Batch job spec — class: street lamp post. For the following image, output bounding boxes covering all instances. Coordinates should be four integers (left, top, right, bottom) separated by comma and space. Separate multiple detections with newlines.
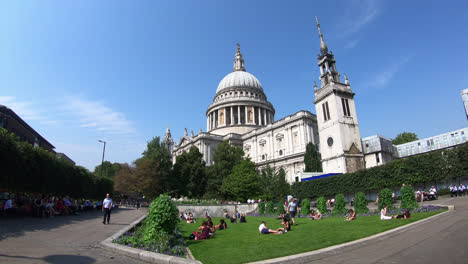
98, 140, 106, 178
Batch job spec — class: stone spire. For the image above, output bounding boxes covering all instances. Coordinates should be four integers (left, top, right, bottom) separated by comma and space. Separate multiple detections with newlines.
162, 124, 174, 152
184, 128, 188, 137
315, 16, 329, 55
344, 73, 350, 85
191, 130, 194, 137
233, 43, 246, 72
314, 81, 318, 92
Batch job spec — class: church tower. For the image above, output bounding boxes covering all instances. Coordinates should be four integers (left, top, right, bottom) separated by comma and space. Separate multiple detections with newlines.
162, 125, 174, 152
313, 17, 365, 174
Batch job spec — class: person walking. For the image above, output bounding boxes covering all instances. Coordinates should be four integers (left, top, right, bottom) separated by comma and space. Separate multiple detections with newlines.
102, 193, 113, 225
287, 198, 298, 226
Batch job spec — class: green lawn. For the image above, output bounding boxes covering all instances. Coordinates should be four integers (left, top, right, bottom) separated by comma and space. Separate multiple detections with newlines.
178, 210, 445, 264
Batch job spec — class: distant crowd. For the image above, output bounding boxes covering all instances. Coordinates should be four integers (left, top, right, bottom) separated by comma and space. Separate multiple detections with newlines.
0, 193, 116, 217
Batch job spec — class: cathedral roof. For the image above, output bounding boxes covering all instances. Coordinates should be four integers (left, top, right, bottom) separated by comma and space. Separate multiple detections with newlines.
216, 70, 263, 94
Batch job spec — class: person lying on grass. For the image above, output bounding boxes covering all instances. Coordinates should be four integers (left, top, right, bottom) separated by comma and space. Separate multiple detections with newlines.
258, 221, 285, 235
393, 209, 411, 219
215, 219, 227, 230
345, 209, 356, 221
193, 221, 212, 240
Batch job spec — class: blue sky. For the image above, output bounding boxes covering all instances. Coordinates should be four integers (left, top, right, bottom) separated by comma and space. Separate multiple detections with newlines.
1, 0, 467, 171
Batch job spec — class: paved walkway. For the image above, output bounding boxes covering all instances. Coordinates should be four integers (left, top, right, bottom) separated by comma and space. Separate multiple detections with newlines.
0, 207, 148, 264
306, 196, 468, 264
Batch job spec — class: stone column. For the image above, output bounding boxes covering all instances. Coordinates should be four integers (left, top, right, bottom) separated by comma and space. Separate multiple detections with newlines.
257, 107, 261, 125
238, 106, 241, 124
217, 109, 220, 127
245, 106, 248, 124
230, 106, 234, 125
263, 108, 267, 125
207, 115, 209, 131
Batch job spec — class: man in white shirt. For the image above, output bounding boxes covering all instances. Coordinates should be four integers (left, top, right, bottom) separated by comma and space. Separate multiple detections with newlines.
102, 193, 113, 225
450, 185, 458, 197
258, 221, 284, 235
287, 198, 297, 226
459, 184, 466, 197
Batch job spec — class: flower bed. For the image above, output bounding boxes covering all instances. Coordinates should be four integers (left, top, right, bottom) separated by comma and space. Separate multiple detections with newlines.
112, 224, 187, 257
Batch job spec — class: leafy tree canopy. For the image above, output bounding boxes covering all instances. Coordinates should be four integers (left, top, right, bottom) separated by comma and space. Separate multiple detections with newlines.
94, 161, 122, 179
221, 159, 260, 202
392, 132, 419, 145
173, 146, 206, 198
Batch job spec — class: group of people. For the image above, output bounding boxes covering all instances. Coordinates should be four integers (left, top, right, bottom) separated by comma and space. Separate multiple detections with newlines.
380, 205, 411, 220
191, 215, 230, 240
450, 184, 466, 197
180, 211, 196, 223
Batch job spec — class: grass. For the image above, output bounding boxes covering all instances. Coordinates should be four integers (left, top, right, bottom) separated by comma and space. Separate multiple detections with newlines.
178, 210, 445, 264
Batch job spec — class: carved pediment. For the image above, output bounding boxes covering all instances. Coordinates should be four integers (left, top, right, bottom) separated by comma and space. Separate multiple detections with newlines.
346, 143, 362, 155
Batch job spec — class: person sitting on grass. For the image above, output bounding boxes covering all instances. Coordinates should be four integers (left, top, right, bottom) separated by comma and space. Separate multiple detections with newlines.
230, 213, 237, 223
380, 205, 392, 220
277, 212, 285, 220
240, 213, 247, 223
310, 210, 322, 220
281, 218, 291, 232
215, 219, 227, 230
193, 221, 211, 240
393, 209, 411, 219
258, 221, 285, 235
186, 213, 195, 224
345, 209, 356, 221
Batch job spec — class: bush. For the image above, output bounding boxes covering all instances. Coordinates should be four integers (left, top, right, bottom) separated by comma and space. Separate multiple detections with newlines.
301, 199, 311, 216
277, 201, 286, 214
290, 142, 468, 199
266, 201, 275, 214
316, 196, 328, 214
401, 185, 418, 210
353, 192, 368, 214
438, 188, 450, 196
332, 194, 346, 216
378, 188, 393, 210
142, 194, 179, 243
258, 202, 265, 215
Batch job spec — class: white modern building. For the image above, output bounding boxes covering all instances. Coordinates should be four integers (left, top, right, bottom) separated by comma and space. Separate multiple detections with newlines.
462, 89, 468, 120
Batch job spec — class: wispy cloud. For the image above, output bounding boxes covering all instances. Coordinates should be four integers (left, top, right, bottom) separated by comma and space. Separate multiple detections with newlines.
0, 96, 42, 120
344, 39, 360, 49
64, 97, 136, 135
340, 0, 381, 36
369, 56, 412, 87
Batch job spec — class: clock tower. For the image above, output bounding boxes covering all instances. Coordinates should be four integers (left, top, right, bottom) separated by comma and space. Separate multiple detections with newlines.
313, 17, 365, 174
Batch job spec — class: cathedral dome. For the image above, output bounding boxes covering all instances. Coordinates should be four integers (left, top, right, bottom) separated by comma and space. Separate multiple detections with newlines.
216, 71, 263, 94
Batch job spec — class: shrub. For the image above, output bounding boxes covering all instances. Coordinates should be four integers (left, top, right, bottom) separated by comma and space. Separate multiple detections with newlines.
266, 201, 275, 214
301, 199, 311, 216
332, 194, 346, 216
437, 188, 450, 196
316, 196, 328, 214
401, 185, 418, 210
277, 201, 286, 214
378, 188, 393, 210
258, 201, 265, 215
142, 194, 179, 243
353, 192, 368, 214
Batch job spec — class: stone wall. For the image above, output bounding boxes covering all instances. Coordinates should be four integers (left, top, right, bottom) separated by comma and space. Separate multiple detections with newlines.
176, 203, 258, 218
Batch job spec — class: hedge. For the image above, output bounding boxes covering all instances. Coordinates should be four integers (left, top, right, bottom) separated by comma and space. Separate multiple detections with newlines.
0, 128, 113, 199
291, 142, 468, 199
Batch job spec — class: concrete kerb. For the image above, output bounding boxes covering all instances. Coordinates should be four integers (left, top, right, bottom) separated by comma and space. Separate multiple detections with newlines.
100, 213, 201, 264
250, 205, 454, 264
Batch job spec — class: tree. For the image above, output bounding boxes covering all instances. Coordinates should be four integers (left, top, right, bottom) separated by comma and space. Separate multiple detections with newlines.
392, 132, 419, 145
114, 163, 137, 196
94, 161, 122, 179
134, 158, 162, 200
332, 194, 346, 215
172, 146, 206, 198
304, 142, 322, 172
353, 192, 368, 214
141, 137, 173, 193
259, 166, 290, 201
205, 141, 244, 198
400, 185, 418, 210
378, 188, 393, 210
221, 159, 260, 202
